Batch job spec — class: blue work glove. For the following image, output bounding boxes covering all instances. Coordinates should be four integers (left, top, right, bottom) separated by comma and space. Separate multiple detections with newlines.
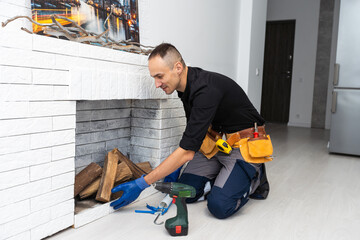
110, 175, 149, 210
163, 166, 182, 183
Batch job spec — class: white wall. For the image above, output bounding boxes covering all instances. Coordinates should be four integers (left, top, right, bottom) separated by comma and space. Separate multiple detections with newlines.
139, 0, 241, 82
139, 0, 267, 111
267, 0, 321, 127
243, 0, 268, 111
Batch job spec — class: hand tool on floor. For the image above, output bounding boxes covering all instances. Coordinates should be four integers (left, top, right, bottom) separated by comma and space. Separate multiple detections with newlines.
153, 182, 196, 236
135, 194, 173, 224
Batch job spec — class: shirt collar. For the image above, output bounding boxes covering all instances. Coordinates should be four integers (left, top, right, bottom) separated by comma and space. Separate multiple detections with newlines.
177, 67, 194, 100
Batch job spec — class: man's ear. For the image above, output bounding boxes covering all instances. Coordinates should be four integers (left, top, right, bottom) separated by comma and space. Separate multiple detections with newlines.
175, 61, 183, 74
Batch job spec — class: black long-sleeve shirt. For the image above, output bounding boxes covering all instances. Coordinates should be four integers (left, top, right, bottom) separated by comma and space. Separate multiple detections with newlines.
178, 67, 265, 152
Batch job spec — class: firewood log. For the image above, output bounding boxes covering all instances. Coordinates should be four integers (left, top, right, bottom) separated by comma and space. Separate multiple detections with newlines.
79, 161, 132, 199
96, 149, 119, 202
113, 148, 147, 178
74, 162, 102, 197
79, 161, 152, 199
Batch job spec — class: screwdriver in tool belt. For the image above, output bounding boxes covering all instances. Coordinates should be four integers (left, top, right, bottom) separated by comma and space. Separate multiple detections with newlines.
253, 122, 259, 138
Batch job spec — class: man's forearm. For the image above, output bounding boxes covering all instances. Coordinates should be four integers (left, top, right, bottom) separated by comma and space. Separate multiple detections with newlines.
144, 147, 195, 185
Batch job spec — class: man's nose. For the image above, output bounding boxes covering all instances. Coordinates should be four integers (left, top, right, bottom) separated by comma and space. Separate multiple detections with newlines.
155, 79, 162, 88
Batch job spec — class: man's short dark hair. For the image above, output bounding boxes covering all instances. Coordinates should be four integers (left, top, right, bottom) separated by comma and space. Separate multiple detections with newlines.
148, 43, 186, 69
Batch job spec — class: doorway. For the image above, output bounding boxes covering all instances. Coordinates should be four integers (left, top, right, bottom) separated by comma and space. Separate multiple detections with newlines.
261, 20, 296, 123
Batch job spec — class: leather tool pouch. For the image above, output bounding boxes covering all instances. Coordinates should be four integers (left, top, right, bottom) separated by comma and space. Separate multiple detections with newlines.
239, 135, 273, 164
199, 128, 221, 159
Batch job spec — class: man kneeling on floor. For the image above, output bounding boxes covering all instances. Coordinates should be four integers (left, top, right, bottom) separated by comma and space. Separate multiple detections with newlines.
111, 43, 271, 219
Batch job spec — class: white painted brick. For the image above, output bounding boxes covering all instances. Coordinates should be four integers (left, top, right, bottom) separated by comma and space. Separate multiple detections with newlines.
7, 231, 30, 240
53, 85, 69, 100
89, 44, 114, 61
30, 186, 73, 212
0, 47, 56, 69
0, 66, 32, 84
53, 115, 76, 131
99, 70, 110, 99
31, 213, 73, 240
117, 71, 126, 97
0, 102, 29, 120
0, 168, 29, 190
30, 129, 75, 149
69, 68, 82, 99
0, 134, 30, 155
29, 132, 52, 149
127, 73, 140, 98
51, 199, 74, 220
140, 54, 149, 66
0, 2, 30, 17
91, 70, 101, 100
32, 69, 69, 86
0, 148, 51, 173
0, 84, 53, 102
81, 70, 92, 100
51, 171, 74, 190
55, 54, 79, 70
0, 200, 30, 225
137, 76, 146, 98
29, 101, 76, 117
32, 34, 79, 56
0, 25, 33, 51
52, 143, 75, 161
29, 85, 54, 101
109, 71, 119, 99
0, 214, 31, 240
128, 65, 148, 75
51, 158, 74, 176
0, 15, 28, 33
0, 178, 51, 208
53, 129, 75, 146
78, 42, 92, 58
0, 84, 31, 101
74, 202, 110, 228
113, 50, 141, 65
29, 208, 51, 229
30, 163, 52, 181
0, 117, 52, 137
0, 0, 29, 8
30, 157, 74, 181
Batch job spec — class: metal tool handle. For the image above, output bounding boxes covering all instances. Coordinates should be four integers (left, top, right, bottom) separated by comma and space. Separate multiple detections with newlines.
331, 91, 337, 113
333, 63, 340, 86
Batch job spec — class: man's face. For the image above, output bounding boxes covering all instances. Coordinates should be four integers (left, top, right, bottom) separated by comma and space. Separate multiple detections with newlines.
148, 56, 181, 95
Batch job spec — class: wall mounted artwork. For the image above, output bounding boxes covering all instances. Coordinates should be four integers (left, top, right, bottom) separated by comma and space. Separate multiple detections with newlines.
30, 0, 143, 51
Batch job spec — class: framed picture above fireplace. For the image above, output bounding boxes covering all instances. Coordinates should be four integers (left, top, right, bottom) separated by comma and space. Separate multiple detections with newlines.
30, 0, 140, 48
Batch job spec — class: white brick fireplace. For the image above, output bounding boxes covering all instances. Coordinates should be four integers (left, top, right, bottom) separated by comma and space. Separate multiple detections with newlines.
0, 2, 186, 239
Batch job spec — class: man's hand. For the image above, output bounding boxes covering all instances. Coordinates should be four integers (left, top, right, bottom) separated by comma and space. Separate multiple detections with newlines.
110, 175, 149, 210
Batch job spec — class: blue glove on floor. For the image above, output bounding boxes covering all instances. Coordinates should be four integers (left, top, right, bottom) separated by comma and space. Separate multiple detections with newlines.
163, 166, 182, 183
110, 175, 149, 210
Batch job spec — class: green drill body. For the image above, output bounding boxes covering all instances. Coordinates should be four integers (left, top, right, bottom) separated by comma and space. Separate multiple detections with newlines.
153, 182, 196, 236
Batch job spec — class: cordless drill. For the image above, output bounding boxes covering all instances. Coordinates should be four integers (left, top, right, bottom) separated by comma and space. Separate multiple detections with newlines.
153, 182, 196, 236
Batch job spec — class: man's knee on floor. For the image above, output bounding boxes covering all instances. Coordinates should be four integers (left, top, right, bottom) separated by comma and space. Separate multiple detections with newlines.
207, 188, 249, 219
178, 173, 209, 203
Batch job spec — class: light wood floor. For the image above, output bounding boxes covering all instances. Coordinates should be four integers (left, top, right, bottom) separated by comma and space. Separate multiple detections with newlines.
49, 124, 360, 240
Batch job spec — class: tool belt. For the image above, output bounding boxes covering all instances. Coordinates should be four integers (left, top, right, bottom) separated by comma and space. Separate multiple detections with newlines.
199, 125, 273, 163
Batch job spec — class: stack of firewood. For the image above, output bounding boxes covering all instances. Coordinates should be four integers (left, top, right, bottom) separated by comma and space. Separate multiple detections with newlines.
74, 148, 152, 202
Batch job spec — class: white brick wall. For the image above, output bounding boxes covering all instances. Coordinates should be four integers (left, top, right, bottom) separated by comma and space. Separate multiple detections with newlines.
0, 3, 184, 240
